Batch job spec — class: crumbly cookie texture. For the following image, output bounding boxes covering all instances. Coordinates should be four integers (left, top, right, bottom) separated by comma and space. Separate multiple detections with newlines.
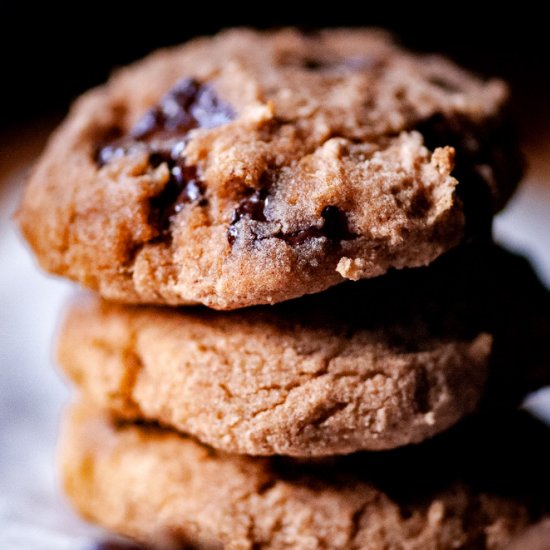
58, 297, 489, 457
58, 244, 550, 457
60, 404, 546, 550
58, 243, 499, 457
19, 28, 521, 309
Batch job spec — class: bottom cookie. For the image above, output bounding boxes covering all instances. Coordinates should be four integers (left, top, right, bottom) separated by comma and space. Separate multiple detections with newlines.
60, 403, 549, 550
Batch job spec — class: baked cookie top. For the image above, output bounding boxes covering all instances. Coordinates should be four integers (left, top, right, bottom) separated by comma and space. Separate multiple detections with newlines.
61, 404, 549, 549
58, 244, 550, 457
19, 28, 521, 309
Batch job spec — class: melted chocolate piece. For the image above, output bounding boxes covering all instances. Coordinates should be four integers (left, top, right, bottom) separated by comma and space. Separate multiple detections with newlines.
279, 206, 356, 246
228, 194, 356, 247
281, 226, 325, 246
148, 153, 204, 236
231, 189, 267, 223
227, 189, 267, 245
131, 78, 234, 140
96, 78, 234, 238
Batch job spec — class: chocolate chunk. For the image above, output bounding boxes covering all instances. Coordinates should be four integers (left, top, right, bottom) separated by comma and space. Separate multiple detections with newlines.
280, 226, 325, 246
227, 197, 356, 247
131, 78, 234, 140
278, 206, 355, 246
149, 161, 204, 237
95, 78, 233, 237
227, 189, 266, 245
277, 206, 355, 246
95, 78, 234, 168
232, 189, 267, 223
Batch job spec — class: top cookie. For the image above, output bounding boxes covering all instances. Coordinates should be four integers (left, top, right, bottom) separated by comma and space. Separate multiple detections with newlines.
18, 28, 521, 309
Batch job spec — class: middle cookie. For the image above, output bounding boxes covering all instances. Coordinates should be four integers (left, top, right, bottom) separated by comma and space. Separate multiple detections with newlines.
59, 299, 489, 457
58, 244, 550, 457
58, 293, 489, 457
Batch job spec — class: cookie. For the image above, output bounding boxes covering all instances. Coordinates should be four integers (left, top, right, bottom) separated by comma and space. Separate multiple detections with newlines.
59, 244, 532, 456
58, 244, 550, 457
58, 245, 532, 456
59, 299, 489, 457
18, 28, 521, 309
60, 403, 549, 549
59, 244, 550, 457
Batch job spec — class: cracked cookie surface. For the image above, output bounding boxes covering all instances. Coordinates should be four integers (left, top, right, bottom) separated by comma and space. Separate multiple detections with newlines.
60, 403, 548, 549
18, 28, 521, 309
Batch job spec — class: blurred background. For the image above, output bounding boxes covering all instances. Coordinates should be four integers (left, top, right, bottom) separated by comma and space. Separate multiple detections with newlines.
1, 7, 549, 549
2, 6, 550, 131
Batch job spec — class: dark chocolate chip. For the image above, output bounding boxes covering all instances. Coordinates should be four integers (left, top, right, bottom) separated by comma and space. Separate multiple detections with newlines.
276, 206, 355, 246
149, 161, 204, 237
227, 197, 356, 247
131, 78, 234, 140
95, 77, 235, 238
227, 189, 267, 245
234, 189, 267, 222
96, 77, 234, 168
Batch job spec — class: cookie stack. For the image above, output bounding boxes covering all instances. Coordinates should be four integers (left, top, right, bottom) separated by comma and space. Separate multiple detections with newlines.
18, 29, 550, 549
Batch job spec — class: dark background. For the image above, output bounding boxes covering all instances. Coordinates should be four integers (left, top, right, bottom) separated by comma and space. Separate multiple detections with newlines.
2, 6, 549, 133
